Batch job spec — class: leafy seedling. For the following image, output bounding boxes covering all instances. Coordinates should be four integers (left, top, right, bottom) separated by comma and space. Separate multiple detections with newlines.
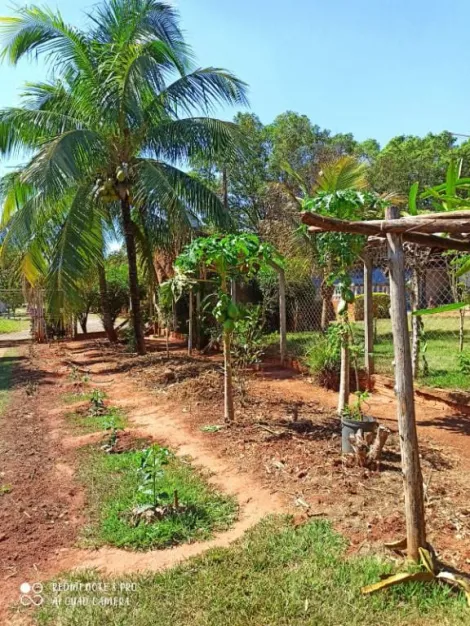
89, 389, 106, 417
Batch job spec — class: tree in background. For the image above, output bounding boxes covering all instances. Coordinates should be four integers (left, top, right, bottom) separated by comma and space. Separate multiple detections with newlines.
0, 0, 248, 355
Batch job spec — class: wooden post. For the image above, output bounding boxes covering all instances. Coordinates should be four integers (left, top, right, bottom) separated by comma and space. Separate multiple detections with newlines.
386, 206, 426, 561
410, 267, 421, 379
363, 253, 374, 387
278, 268, 287, 365
188, 288, 193, 356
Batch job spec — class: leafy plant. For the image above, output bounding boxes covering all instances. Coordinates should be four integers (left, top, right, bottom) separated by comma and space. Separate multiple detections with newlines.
342, 391, 370, 421
101, 410, 123, 453
137, 446, 171, 509
89, 389, 106, 417
231, 304, 265, 369
458, 353, 470, 375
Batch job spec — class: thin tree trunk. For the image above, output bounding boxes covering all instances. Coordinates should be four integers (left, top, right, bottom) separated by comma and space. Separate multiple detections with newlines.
321, 279, 335, 331
223, 329, 235, 423
98, 262, 118, 343
459, 309, 465, 352
363, 255, 374, 386
278, 268, 287, 365
338, 323, 350, 415
386, 206, 426, 562
121, 197, 146, 355
188, 289, 193, 356
222, 166, 229, 211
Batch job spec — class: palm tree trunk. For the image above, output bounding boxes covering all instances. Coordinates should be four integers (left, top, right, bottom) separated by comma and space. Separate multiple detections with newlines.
121, 196, 146, 355
98, 262, 118, 343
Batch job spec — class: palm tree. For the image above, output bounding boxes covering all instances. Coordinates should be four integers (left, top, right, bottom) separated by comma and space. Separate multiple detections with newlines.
0, 0, 248, 354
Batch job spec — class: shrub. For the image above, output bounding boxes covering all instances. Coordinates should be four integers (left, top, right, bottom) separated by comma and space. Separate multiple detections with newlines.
305, 326, 341, 388
354, 293, 390, 321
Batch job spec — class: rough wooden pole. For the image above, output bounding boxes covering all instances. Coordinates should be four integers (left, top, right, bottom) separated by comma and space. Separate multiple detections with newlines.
278, 268, 287, 365
363, 253, 374, 387
410, 267, 421, 379
188, 288, 193, 356
386, 206, 426, 561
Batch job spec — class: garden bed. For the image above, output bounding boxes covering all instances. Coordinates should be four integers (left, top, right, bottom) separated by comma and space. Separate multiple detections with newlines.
116, 339, 470, 573
77, 444, 238, 550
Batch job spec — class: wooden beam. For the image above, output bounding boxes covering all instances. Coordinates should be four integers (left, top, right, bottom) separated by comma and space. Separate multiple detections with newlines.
386, 206, 427, 561
301, 211, 470, 252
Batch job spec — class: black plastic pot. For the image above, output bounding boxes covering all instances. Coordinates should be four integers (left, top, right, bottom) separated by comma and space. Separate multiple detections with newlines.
341, 415, 377, 453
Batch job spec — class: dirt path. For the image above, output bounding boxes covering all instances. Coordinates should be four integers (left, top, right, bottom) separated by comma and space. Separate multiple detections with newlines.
0, 346, 84, 619
57, 345, 286, 574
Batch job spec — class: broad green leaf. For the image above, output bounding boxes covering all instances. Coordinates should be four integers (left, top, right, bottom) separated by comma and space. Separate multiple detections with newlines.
413, 302, 468, 316
456, 257, 470, 278
408, 182, 419, 216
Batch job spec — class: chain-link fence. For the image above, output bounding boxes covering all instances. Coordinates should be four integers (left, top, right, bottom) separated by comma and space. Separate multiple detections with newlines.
259, 246, 470, 391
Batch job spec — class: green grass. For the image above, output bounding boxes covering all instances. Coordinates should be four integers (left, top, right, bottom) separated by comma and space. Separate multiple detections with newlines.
264, 313, 470, 391
0, 348, 16, 414
35, 517, 467, 626
62, 391, 95, 405
65, 406, 127, 434
0, 317, 29, 334
78, 446, 237, 550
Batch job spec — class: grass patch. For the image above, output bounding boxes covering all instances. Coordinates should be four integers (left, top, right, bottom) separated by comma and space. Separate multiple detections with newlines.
62, 391, 94, 405
78, 446, 237, 550
0, 317, 29, 334
264, 313, 470, 391
0, 348, 16, 414
35, 517, 466, 626
65, 406, 126, 434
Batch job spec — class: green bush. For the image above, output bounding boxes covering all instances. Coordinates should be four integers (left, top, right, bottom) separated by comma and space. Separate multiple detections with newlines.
354, 292, 390, 321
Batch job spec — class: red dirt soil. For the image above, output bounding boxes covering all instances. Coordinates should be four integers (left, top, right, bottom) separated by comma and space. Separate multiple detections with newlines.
1, 337, 470, 621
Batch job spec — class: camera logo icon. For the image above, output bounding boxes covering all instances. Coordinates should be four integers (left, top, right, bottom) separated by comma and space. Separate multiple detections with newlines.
20, 582, 44, 607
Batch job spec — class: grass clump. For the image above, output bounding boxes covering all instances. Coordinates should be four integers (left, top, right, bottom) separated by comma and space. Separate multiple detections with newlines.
78, 445, 237, 550
0, 349, 16, 414
0, 318, 29, 334
66, 406, 126, 434
36, 517, 467, 626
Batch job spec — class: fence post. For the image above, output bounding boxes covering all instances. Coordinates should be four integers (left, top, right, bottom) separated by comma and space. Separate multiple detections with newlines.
188, 288, 193, 356
363, 252, 374, 386
385, 206, 426, 561
278, 268, 287, 365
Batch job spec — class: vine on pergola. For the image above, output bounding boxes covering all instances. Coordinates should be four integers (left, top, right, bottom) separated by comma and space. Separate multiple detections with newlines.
176, 233, 284, 423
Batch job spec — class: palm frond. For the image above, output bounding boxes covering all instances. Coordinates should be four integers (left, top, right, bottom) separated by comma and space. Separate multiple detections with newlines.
316, 156, 368, 193
135, 159, 230, 231
20, 130, 105, 196
0, 5, 95, 76
155, 67, 248, 116
144, 117, 243, 164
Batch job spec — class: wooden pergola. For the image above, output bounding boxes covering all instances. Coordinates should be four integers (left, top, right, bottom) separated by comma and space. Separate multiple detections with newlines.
301, 206, 470, 561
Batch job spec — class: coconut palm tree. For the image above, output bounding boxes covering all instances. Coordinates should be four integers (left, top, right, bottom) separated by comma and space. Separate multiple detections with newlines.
0, 0, 248, 354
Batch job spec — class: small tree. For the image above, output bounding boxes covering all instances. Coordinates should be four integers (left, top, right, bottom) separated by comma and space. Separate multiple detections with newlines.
302, 190, 388, 413
176, 234, 283, 423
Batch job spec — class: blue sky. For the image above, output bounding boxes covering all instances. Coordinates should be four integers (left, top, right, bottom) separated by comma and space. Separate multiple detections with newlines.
0, 0, 469, 152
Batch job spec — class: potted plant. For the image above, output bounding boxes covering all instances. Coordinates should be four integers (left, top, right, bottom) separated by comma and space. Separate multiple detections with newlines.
341, 391, 377, 453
